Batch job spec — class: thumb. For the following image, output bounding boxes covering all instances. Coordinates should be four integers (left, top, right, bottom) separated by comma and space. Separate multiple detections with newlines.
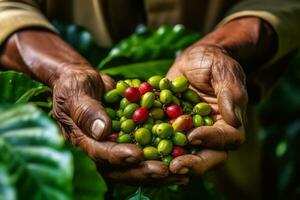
69, 95, 112, 140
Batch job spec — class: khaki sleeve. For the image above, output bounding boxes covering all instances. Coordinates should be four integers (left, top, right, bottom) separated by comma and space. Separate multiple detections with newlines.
0, 0, 57, 45
218, 0, 300, 65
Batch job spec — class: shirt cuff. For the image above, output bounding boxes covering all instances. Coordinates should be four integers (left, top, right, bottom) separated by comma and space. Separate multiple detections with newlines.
0, 1, 57, 45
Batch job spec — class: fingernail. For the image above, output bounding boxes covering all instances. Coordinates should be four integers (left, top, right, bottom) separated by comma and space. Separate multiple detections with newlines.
177, 167, 189, 174
91, 119, 105, 139
125, 156, 138, 164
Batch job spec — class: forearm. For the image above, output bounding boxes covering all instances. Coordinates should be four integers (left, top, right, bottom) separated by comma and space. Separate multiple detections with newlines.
196, 17, 277, 72
0, 29, 95, 88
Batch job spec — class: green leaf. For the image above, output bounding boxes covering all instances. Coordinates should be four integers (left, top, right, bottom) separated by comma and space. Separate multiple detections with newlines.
0, 104, 73, 200
126, 187, 150, 200
101, 59, 173, 80
70, 147, 107, 200
0, 164, 16, 200
0, 71, 50, 104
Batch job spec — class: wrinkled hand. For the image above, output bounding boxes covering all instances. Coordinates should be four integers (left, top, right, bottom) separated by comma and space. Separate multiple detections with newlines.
166, 44, 248, 176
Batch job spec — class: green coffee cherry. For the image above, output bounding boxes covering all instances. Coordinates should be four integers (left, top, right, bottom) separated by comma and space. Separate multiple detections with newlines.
116, 81, 129, 95
116, 109, 123, 118
120, 116, 127, 123
150, 108, 164, 120
152, 137, 161, 147
171, 77, 189, 93
120, 119, 135, 133
193, 114, 204, 127
112, 120, 121, 131
172, 95, 180, 105
134, 128, 152, 145
183, 89, 200, 103
117, 134, 132, 143
143, 123, 153, 131
123, 103, 139, 118
140, 92, 155, 109
159, 78, 171, 90
193, 102, 211, 115
152, 124, 159, 135
124, 79, 133, 86
153, 100, 162, 108
132, 79, 142, 87
157, 139, 173, 156
120, 98, 131, 109
143, 146, 159, 160
172, 132, 188, 146
162, 155, 173, 165
148, 75, 163, 89
156, 123, 173, 138
203, 116, 214, 126
105, 108, 116, 119
104, 89, 121, 104
159, 89, 173, 104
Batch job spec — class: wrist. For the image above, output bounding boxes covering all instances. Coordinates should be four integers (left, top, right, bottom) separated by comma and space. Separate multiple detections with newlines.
195, 17, 277, 69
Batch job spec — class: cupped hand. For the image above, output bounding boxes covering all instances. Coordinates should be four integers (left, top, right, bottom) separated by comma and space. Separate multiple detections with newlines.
166, 44, 248, 176
52, 69, 144, 165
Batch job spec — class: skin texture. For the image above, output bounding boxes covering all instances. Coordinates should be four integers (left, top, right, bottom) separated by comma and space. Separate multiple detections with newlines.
0, 16, 276, 184
166, 17, 276, 177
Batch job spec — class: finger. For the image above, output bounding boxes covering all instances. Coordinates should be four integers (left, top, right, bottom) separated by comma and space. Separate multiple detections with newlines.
213, 62, 248, 127
169, 150, 227, 176
55, 112, 143, 165
188, 119, 245, 150
69, 96, 112, 140
99, 72, 116, 92
99, 160, 189, 186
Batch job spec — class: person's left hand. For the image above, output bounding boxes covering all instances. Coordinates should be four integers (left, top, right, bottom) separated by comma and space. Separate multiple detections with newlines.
166, 44, 248, 176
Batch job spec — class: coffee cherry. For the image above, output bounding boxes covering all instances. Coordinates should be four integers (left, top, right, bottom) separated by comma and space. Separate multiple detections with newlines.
132, 79, 142, 87
120, 119, 135, 133
152, 124, 159, 135
193, 102, 211, 116
124, 79, 133, 86
140, 92, 155, 109
150, 108, 164, 120
117, 134, 132, 143
148, 75, 163, 89
152, 137, 162, 147
120, 116, 127, 123
112, 120, 121, 131
166, 104, 183, 119
139, 82, 152, 95
162, 155, 173, 165
183, 89, 200, 103
157, 139, 173, 156
203, 116, 214, 126
171, 146, 184, 157
143, 146, 159, 160
124, 87, 141, 102
123, 103, 139, 118
172, 96, 180, 105
107, 132, 118, 142
172, 115, 193, 132
105, 107, 116, 119
156, 123, 173, 138
172, 132, 188, 146
193, 114, 203, 127
159, 89, 173, 104
116, 109, 123, 118
171, 77, 188, 93
182, 101, 193, 113
104, 89, 121, 104
143, 123, 153, 131
159, 78, 171, 90
134, 128, 152, 145
116, 81, 129, 96
153, 100, 162, 108
132, 108, 149, 124
120, 98, 131, 109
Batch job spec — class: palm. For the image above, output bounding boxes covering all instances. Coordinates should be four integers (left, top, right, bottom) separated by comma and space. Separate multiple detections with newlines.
166, 45, 248, 176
